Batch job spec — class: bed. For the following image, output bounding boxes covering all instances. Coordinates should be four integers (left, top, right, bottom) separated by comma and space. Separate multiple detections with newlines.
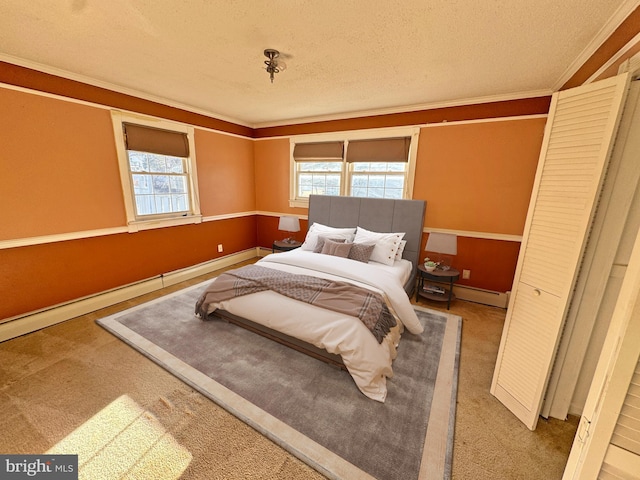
195, 195, 426, 402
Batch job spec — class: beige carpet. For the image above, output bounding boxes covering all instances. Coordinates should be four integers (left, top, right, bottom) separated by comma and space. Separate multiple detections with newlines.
0, 261, 579, 479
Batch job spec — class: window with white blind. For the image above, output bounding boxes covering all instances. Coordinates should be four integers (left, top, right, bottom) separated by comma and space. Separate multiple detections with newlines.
289, 128, 418, 207
111, 112, 202, 232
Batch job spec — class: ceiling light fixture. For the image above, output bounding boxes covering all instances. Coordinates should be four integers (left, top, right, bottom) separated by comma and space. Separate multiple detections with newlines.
264, 49, 286, 83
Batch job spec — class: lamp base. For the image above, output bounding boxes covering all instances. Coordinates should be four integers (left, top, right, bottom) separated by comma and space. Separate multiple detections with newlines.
281, 237, 297, 244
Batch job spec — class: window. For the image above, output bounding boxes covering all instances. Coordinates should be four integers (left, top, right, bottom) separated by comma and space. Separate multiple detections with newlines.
128, 151, 190, 216
111, 112, 201, 232
350, 162, 406, 199
346, 137, 411, 200
289, 128, 418, 207
292, 141, 344, 199
297, 161, 343, 197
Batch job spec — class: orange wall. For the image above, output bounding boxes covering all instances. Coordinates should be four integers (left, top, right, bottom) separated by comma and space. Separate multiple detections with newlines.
0, 83, 551, 317
0, 87, 257, 320
195, 129, 255, 216
414, 119, 545, 234
253, 117, 546, 293
0, 88, 126, 239
252, 120, 546, 234
3, 6, 639, 319
0, 218, 256, 319
254, 138, 307, 217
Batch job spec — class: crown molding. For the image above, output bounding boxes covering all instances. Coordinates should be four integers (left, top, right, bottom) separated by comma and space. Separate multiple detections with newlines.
253, 89, 553, 129
1, 52, 553, 132
552, 0, 640, 91
0, 53, 252, 129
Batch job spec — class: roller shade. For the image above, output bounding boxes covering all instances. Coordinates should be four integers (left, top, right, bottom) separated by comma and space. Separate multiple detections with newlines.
293, 142, 343, 160
124, 123, 189, 157
347, 137, 410, 162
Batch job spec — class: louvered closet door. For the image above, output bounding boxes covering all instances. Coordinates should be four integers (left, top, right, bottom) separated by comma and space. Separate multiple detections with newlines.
601, 356, 640, 478
491, 73, 630, 430
562, 216, 640, 479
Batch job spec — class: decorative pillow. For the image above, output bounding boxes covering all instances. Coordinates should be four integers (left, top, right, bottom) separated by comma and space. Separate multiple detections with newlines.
321, 238, 353, 258
301, 223, 356, 251
348, 243, 375, 263
394, 240, 407, 261
313, 236, 346, 253
353, 226, 405, 266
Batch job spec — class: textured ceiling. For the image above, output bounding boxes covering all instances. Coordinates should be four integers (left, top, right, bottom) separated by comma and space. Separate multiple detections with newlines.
1, 0, 638, 127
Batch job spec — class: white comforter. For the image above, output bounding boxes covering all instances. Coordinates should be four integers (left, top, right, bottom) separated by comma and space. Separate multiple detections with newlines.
205, 250, 423, 401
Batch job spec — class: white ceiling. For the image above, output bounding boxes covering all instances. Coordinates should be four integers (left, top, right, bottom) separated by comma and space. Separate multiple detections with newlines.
1, 0, 638, 128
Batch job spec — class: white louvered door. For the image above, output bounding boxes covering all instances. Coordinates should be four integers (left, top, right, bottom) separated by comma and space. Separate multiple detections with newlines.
562, 211, 640, 479
606, 357, 640, 467
491, 73, 631, 430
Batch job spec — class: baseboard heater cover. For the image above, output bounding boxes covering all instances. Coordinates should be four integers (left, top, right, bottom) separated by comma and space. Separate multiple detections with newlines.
0, 248, 259, 343
452, 285, 509, 308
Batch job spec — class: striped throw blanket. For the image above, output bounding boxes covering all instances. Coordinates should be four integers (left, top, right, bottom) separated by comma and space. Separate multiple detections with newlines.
195, 265, 396, 343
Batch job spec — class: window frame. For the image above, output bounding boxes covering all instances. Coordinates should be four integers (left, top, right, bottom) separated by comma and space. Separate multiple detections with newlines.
289, 126, 419, 208
111, 111, 202, 232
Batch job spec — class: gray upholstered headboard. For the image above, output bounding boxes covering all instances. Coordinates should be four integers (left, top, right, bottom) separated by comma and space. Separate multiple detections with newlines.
307, 195, 426, 295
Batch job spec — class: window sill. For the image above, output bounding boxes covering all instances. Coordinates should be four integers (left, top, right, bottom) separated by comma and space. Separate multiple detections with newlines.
289, 198, 310, 208
127, 214, 203, 233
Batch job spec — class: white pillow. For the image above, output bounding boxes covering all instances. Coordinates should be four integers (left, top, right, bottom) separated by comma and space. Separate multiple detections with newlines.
301, 223, 356, 251
394, 239, 407, 261
353, 227, 405, 266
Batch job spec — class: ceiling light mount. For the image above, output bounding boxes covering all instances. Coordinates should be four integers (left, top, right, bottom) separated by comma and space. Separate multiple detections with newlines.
264, 49, 286, 83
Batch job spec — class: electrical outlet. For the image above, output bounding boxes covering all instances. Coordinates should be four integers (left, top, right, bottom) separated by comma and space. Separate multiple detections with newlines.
462, 269, 471, 279
217, 244, 223, 253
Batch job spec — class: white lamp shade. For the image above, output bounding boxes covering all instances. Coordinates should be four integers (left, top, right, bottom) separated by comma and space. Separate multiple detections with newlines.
278, 216, 300, 233
425, 232, 457, 255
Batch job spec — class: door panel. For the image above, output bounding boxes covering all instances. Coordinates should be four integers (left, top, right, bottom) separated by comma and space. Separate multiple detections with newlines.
491, 73, 631, 430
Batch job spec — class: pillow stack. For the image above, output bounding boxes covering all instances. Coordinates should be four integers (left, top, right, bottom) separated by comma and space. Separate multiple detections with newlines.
353, 227, 405, 266
320, 238, 352, 258
301, 223, 356, 251
302, 223, 406, 265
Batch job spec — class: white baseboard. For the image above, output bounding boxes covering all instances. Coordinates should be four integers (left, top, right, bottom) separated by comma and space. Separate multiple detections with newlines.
161, 249, 257, 287
0, 248, 506, 343
453, 284, 509, 308
257, 247, 272, 257
0, 248, 260, 343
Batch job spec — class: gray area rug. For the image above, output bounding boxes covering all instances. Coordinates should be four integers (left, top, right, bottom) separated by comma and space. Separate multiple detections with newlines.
97, 281, 462, 480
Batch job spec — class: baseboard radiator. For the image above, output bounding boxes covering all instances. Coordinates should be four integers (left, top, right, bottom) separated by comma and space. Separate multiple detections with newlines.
2, 247, 508, 343
452, 284, 509, 308
0, 248, 258, 343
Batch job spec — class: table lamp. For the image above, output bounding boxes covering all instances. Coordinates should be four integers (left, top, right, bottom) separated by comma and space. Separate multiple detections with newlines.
278, 216, 300, 243
425, 232, 457, 271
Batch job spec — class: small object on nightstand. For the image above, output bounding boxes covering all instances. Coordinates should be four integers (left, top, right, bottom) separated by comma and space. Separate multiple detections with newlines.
416, 264, 460, 310
423, 284, 445, 295
272, 240, 302, 253
423, 259, 438, 272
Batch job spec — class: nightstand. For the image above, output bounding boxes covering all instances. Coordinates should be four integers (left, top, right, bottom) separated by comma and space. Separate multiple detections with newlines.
416, 265, 460, 310
272, 240, 302, 253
